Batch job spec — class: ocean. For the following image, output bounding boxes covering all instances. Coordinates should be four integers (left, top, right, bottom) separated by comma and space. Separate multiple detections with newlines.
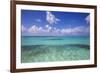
21, 36, 90, 63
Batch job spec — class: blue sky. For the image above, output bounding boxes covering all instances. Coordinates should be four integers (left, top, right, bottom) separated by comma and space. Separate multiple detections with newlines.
21, 10, 90, 36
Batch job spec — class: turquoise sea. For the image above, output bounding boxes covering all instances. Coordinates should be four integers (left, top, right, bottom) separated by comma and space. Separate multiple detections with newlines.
21, 36, 90, 63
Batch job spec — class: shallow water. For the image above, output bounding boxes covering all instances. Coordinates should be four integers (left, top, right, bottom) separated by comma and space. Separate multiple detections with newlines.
21, 36, 90, 63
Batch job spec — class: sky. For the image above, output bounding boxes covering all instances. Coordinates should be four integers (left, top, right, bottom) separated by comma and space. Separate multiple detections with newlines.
21, 9, 90, 36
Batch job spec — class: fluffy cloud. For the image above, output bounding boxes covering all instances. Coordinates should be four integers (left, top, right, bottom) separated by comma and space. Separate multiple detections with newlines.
61, 26, 89, 35
85, 15, 90, 24
46, 11, 60, 25
45, 25, 49, 28
28, 25, 43, 33
45, 25, 52, 32
21, 25, 27, 32
28, 25, 52, 33
22, 25, 89, 36
61, 28, 72, 34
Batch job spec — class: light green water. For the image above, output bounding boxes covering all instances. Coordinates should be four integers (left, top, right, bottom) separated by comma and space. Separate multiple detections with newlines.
21, 36, 90, 63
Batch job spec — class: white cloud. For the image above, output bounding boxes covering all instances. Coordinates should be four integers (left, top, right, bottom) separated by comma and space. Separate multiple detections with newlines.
53, 28, 60, 33
21, 25, 27, 32
28, 25, 51, 33
61, 26, 89, 35
61, 28, 72, 34
85, 15, 90, 24
48, 26, 52, 31
72, 26, 85, 33
45, 25, 52, 32
46, 11, 60, 25
45, 25, 49, 28
28, 25, 42, 33
22, 24, 89, 36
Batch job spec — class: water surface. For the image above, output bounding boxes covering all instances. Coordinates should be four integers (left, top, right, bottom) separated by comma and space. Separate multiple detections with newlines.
21, 36, 90, 63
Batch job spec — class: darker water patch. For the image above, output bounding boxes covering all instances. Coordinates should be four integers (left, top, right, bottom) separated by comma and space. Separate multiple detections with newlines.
65, 44, 90, 49
46, 38, 63, 40
22, 44, 90, 50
